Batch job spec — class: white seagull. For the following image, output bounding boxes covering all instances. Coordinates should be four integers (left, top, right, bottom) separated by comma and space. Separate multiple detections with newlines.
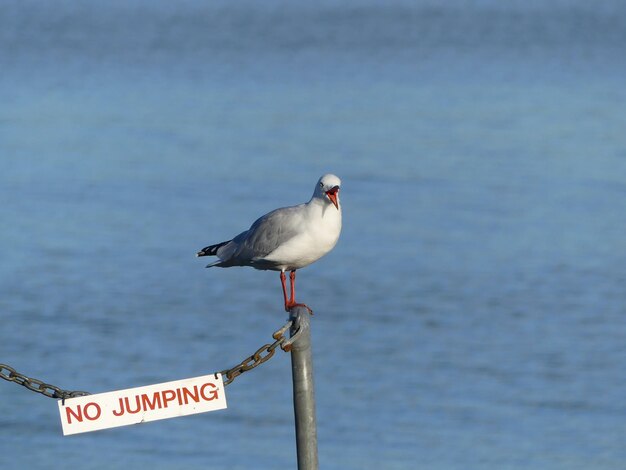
197, 174, 342, 313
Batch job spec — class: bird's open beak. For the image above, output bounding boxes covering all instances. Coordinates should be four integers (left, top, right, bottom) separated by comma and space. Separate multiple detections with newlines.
325, 186, 340, 209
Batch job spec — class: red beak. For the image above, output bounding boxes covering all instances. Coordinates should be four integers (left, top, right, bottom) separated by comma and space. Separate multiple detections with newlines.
325, 186, 340, 209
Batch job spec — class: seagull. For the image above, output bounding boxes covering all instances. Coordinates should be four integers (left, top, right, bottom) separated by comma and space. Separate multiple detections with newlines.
197, 174, 342, 314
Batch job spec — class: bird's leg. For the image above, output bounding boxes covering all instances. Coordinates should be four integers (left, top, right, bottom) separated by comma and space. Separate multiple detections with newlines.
289, 269, 296, 304
284, 270, 313, 315
280, 271, 290, 310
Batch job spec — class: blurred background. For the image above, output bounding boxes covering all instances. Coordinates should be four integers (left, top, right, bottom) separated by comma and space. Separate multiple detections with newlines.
1, 1, 626, 468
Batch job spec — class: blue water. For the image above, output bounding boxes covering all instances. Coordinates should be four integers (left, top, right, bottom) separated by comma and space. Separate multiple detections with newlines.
2, 1, 626, 468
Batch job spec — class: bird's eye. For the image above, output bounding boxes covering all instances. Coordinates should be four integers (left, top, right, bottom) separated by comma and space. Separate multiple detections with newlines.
319, 182, 324, 187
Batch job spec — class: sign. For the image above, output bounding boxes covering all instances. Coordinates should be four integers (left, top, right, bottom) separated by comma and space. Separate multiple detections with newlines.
58, 373, 227, 435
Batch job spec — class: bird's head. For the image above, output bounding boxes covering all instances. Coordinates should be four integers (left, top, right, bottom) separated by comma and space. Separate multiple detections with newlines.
315, 174, 341, 210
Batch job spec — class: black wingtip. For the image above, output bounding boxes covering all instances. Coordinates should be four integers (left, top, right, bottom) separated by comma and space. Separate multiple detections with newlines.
196, 240, 230, 257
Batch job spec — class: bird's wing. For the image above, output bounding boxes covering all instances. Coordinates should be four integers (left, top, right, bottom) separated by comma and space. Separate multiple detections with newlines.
229, 205, 305, 264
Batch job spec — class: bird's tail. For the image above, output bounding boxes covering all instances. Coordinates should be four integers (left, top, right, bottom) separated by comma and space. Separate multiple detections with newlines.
196, 240, 230, 257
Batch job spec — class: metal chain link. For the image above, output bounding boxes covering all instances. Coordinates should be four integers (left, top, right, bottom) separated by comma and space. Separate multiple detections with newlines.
219, 317, 300, 386
219, 334, 287, 386
0, 363, 90, 399
1, 319, 294, 398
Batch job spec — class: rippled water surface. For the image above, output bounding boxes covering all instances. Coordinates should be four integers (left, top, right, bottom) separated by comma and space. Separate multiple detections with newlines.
1, 1, 626, 469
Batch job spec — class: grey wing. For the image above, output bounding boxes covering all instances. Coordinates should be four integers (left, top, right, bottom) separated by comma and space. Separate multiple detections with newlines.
229, 205, 303, 264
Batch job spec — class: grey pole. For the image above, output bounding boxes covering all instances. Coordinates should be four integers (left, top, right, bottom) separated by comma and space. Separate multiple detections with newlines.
287, 307, 319, 470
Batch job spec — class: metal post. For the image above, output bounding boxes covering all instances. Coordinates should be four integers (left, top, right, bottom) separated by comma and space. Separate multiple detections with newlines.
288, 307, 318, 470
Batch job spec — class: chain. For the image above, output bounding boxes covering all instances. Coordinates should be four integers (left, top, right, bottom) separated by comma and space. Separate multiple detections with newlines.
1, 319, 294, 397
0, 363, 90, 399
219, 322, 291, 386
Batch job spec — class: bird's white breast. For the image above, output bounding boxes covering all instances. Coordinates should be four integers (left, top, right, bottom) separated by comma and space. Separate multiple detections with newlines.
262, 200, 342, 271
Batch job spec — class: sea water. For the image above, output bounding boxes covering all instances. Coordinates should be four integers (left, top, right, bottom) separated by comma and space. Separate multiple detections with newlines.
1, 1, 626, 468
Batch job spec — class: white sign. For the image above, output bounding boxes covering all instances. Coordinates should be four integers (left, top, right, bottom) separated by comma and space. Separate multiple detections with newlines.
58, 373, 227, 435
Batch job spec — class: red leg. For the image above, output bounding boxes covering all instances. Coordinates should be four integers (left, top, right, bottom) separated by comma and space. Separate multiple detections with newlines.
280, 271, 289, 310
283, 270, 313, 315
289, 270, 296, 303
